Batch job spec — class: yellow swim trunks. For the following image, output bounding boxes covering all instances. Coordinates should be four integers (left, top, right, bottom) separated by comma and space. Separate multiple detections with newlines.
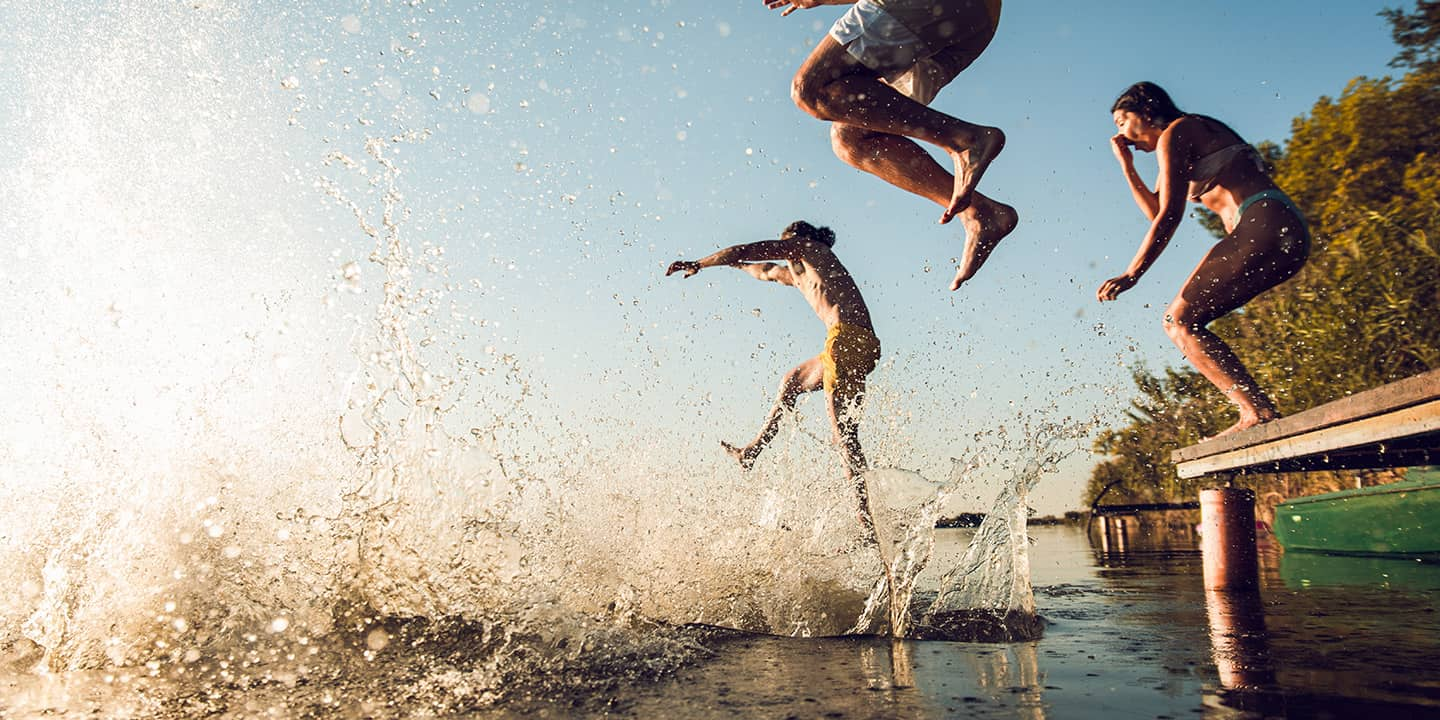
822, 323, 882, 394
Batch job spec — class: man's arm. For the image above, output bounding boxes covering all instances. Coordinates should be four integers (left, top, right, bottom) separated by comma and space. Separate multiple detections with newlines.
665, 240, 799, 278
734, 262, 796, 286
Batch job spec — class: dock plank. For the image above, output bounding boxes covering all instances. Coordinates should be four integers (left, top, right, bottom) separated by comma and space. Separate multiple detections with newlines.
1175, 398, 1440, 478
1172, 369, 1440, 463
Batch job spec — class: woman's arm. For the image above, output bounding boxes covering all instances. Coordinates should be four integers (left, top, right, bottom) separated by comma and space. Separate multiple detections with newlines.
1112, 134, 1159, 220
1098, 130, 1188, 301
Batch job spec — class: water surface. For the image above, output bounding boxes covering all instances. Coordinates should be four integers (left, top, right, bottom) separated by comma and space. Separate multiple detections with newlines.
8, 524, 1440, 718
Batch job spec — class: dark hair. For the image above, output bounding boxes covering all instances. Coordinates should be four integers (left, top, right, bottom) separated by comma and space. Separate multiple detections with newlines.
780, 220, 836, 247
1111, 82, 1184, 127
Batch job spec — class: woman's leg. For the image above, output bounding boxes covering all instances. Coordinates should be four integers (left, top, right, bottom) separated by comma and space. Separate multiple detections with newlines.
1165, 200, 1308, 435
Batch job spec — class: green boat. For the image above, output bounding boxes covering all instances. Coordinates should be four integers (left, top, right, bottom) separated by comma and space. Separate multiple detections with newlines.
1274, 468, 1440, 557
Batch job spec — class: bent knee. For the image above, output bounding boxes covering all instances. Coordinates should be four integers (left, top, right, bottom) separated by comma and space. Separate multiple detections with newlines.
830, 124, 875, 165
790, 71, 829, 118
1162, 311, 1204, 342
782, 366, 818, 393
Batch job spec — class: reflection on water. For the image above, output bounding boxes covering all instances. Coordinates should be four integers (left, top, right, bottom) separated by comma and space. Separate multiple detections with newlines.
1095, 515, 1129, 554
1281, 551, 1440, 592
1203, 588, 1274, 690
1078, 517, 1440, 718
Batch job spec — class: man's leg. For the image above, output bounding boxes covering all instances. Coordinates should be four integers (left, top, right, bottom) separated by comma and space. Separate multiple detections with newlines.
827, 376, 868, 479
826, 371, 881, 548
831, 124, 1017, 289
792, 35, 1003, 224
723, 356, 824, 470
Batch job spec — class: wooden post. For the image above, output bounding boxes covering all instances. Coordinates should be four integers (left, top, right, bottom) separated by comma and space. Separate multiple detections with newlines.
1199, 487, 1259, 590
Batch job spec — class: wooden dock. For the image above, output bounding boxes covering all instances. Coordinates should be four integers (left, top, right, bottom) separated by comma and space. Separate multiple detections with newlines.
1172, 369, 1440, 479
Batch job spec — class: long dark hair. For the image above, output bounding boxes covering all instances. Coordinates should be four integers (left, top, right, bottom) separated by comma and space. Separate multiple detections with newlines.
1112, 82, 1184, 127
781, 220, 836, 247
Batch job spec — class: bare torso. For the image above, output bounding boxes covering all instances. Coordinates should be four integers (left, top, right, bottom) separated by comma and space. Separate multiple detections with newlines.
788, 243, 874, 331
1171, 115, 1279, 232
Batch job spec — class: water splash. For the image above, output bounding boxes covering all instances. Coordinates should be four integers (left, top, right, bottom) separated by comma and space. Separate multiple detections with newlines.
914, 418, 1087, 641
0, 2, 1099, 713
849, 468, 945, 637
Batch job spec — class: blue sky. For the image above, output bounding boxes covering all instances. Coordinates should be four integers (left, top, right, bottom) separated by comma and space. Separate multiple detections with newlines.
0, 1, 1408, 514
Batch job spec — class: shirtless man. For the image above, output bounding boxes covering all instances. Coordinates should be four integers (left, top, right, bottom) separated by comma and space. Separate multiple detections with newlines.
666, 221, 881, 526
766, 0, 1016, 290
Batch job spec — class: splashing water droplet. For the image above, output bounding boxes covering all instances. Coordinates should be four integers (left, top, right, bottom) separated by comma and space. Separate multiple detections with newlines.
365, 628, 390, 651
466, 93, 491, 114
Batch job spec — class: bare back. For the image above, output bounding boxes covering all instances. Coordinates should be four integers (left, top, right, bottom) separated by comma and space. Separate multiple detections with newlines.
788, 242, 874, 331
1167, 115, 1279, 230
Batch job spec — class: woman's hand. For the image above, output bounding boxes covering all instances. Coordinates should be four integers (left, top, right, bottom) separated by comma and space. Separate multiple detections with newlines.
1110, 134, 1134, 166
666, 260, 701, 278
1096, 273, 1139, 302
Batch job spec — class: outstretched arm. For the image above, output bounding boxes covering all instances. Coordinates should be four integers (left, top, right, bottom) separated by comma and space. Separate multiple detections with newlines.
1111, 134, 1160, 221
665, 240, 799, 278
1098, 131, 1187, 301
734, 262, 796, 286
763, 0, 856, 18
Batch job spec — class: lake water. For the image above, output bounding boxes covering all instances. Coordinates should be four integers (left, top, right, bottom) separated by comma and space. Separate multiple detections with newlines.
7, 523, 1440, 718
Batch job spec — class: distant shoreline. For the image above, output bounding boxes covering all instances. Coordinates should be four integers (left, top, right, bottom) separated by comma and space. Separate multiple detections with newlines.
936, 512, 1085, 529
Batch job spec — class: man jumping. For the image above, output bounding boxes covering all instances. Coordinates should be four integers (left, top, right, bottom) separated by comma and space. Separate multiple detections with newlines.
765, 0, 1016, 289
666, 221, 882, 534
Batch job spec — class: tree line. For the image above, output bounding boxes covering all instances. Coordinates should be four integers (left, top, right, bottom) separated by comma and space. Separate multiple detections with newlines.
1086, 2, 1440, 514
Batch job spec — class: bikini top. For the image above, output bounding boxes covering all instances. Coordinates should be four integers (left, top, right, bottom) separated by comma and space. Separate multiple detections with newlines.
1187, 142, 1264, 201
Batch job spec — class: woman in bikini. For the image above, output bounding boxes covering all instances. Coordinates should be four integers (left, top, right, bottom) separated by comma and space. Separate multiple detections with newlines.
1098, 82, 1310, 437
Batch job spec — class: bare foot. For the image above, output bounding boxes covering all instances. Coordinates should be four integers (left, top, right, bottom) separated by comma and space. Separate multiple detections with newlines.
721, 440, 757, 471
940, 126, 1005, 224
1204, 413, 1280, 441
950, 197, 1018, 290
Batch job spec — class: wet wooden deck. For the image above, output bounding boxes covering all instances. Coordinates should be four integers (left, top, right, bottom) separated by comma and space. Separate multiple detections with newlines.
1173, 369, 1440, 479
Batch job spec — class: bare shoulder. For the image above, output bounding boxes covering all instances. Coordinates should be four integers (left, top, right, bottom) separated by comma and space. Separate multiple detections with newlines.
1156, 119, 1206, 168
1160, 116, 1202, 149
1171, 114, 1240, 149
797, 240, 840, 262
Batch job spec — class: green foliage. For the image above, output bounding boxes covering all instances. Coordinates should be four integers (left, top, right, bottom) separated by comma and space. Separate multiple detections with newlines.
1240, 70, 1440, 407
1086, 365, 1226, 506
1384, 0, 1440, 72
1086, 18, 1440, 508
